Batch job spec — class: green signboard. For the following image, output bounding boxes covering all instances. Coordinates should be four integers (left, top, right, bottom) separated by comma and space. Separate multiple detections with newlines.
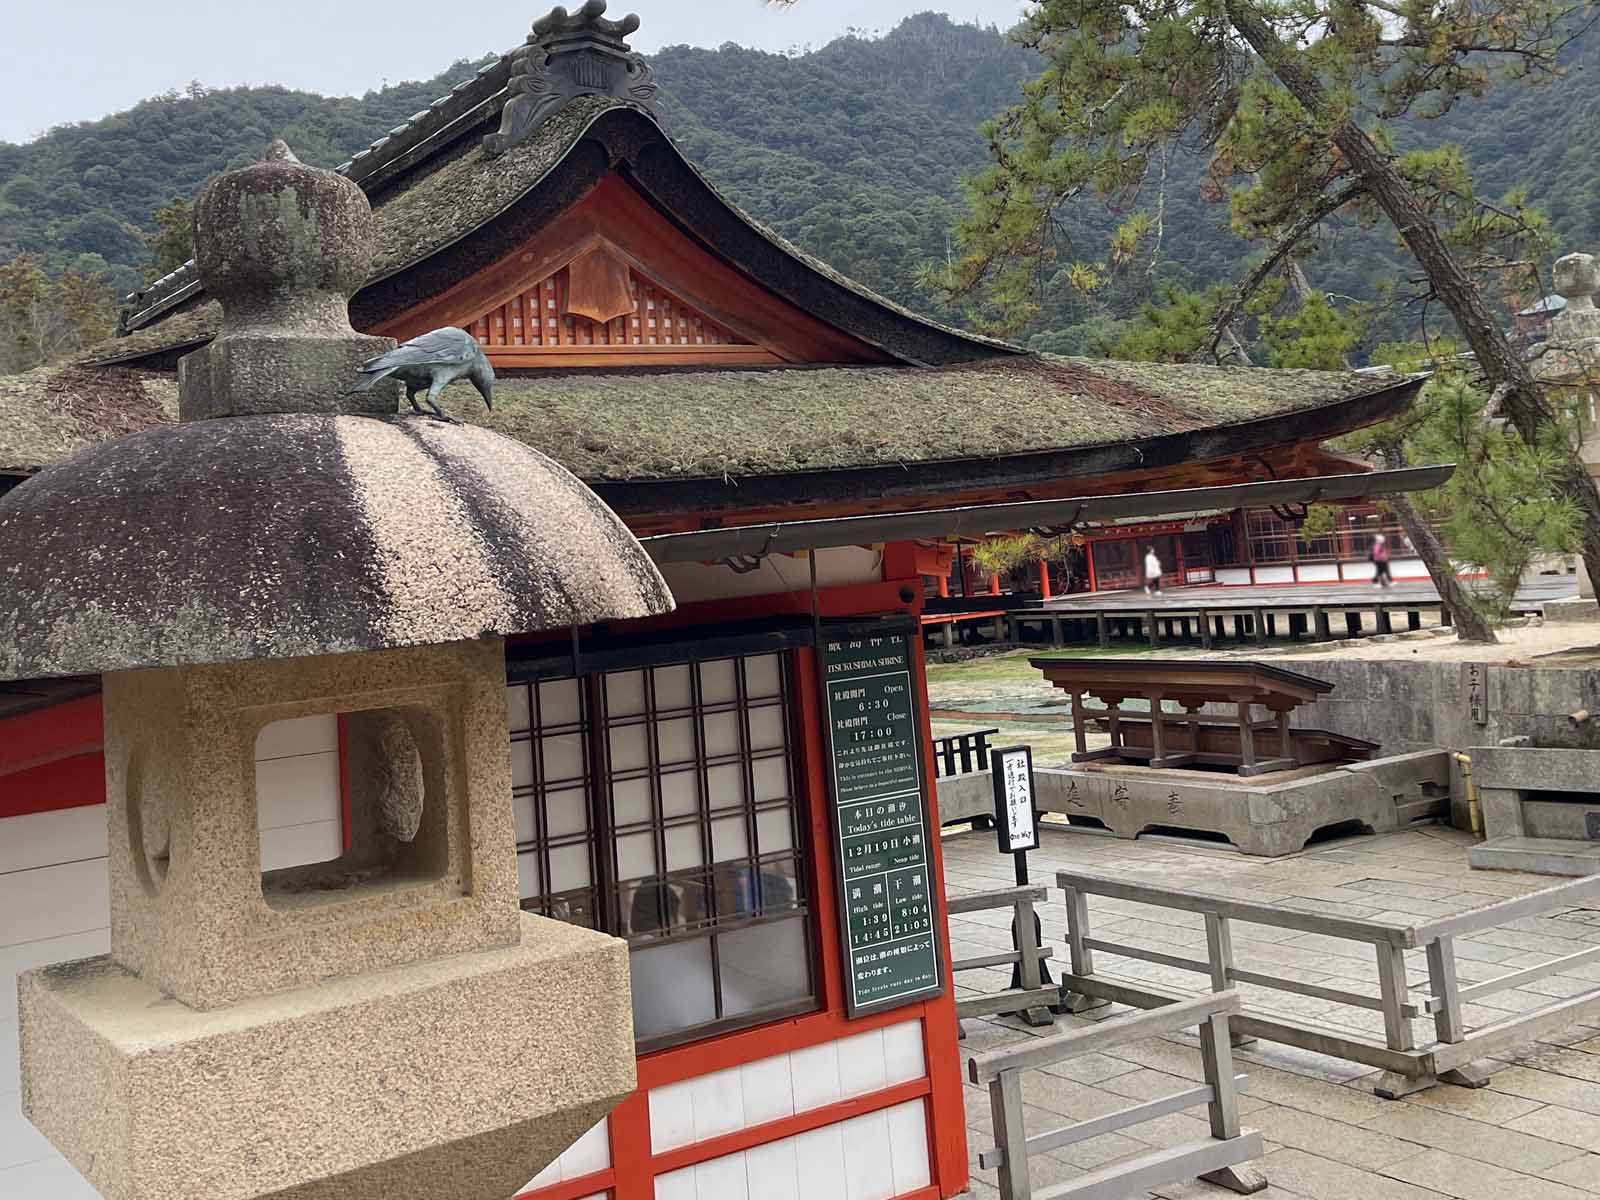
819, 624, 944, 1017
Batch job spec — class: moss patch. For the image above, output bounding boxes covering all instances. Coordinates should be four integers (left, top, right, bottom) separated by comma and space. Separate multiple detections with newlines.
439, 354, 1402, 482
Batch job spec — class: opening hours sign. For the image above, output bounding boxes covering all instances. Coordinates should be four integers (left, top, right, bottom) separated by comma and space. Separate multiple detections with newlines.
819, 626, 945, 1017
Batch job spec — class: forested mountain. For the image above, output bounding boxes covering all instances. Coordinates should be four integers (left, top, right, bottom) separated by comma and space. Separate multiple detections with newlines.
0, 11, 1594, 357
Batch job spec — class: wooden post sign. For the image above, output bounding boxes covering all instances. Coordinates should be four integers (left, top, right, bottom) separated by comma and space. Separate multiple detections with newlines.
819, 625, 945, 1017
991, 745, 1038, 854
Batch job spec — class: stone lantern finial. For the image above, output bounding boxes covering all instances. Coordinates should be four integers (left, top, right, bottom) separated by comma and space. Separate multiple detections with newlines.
4, 133, 670, 1200
1552, 252, 1600, 342
178, 138, 399, 420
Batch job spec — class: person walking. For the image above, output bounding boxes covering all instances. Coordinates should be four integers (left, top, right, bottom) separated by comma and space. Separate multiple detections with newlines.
1369, 533, 1392, 589
1143, 544, 1163, 594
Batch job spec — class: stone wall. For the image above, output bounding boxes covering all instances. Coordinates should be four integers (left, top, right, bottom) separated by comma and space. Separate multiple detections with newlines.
1278, 660, 1600, 827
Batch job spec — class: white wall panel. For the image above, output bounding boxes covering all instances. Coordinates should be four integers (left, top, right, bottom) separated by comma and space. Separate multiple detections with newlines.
0, 858, 108, 948
653, 1165, 697, 1200
1215, 568, 1253, 586
648, 1078, 696, 1153
1254, 565, 1295, 584
631, 1025, 931, 1200
695, 1151, 750, 1200
1, 801, 112, 1199
881, 1022, 925, 1085
254, 713, 338, 759
744, 1137, 801, 1200
739, 1052, 794, 1127
519, 1116, 611, 1193
689, 1066, 745, 1142
0, 806, 105, 876
835, 1028, 888, 1099
1297, 563, 1341, 582
659, 546, 883, 603
0, 1155, 101, 1198
885, 1100, 931, 1194
0, 1018, 16, 1098
841, 1109, 894, 1200
789, 1039, 843, 1112
254, 715, 341, 872
792, 1123, 848, 1200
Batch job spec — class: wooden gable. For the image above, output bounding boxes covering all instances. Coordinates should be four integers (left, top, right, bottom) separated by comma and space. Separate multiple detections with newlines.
373, 175, 891, 369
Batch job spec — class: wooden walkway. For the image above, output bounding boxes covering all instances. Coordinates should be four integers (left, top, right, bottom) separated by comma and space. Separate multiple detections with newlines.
998, 578, 1575, 649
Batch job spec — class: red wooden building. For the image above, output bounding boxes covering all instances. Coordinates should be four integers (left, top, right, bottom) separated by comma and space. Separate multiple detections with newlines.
0, 7, 1435, 1199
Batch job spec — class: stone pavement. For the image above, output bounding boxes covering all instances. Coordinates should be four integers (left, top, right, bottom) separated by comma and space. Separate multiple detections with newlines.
945, 822, 1600, 1200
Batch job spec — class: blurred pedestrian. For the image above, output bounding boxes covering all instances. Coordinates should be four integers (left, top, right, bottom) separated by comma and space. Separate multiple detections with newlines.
1370, 533, 1392, 588
1143, 544, 1163, 594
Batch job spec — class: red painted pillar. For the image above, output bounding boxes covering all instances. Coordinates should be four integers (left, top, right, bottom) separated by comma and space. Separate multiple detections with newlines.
988, 573, 1001, 596
936, 572, 948, 598
1038, 557, 1052, 599
1086, 543, 1099, 593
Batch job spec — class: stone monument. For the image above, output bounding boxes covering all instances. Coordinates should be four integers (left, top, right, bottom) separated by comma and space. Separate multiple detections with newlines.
0, 144, 674, 1200
1533, 251, 1600, 618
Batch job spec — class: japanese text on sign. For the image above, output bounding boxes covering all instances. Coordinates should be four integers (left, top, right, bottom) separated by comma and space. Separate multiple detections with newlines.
823, 631, 943, 1015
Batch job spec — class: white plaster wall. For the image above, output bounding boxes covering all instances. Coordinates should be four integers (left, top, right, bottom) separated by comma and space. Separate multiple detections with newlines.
521, 1116, 611, 1194
0, 804, 108, 1199
645, 1020, 925, 1155
650, 1098, 930, 1200
255, 714, 341, 871
2, 722, 345, 1198
1214, 568, 1253, 586
1253, 565, 1295, 584
658, 546, 883, 603
1297, 562, 1341, 583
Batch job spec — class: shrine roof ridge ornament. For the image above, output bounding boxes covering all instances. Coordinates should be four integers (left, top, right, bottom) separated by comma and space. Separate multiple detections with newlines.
118, 2, 656, 328
485, 1, 658, 158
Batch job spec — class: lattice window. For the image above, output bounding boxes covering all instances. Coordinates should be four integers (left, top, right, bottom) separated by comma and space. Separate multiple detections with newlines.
466, 262, 753, 350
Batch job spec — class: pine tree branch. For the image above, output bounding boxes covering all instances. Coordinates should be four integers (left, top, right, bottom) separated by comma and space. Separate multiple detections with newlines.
1198, 180, 1364, 363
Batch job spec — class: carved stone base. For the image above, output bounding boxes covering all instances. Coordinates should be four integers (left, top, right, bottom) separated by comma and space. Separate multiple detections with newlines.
19, 914, 633, 1200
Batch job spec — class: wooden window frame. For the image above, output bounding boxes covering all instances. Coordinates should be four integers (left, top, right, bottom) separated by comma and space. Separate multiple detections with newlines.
511, 648, 820, 1053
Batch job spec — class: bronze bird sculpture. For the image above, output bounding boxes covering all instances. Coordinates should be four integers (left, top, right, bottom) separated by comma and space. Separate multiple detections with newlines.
349, 326, 495, 422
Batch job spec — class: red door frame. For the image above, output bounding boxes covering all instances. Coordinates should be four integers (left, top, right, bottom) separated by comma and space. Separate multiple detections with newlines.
563, 545, 968, 1200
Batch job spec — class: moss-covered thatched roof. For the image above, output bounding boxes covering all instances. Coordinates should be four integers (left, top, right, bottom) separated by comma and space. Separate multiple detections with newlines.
0, 365, 178, 473
0, 354, 1403, 483
433, 354, 1403, 481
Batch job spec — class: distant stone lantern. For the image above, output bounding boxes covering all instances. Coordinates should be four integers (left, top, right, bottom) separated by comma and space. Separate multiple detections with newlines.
0, 142, 673, 1200
1534, 251, 1600, 604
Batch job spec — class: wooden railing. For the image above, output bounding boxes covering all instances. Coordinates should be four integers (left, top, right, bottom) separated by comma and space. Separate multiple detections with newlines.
968, 990, 1266, 1199
1057, 868, 1600, 1098
932, 727, 1000, 778
949, 886, 1058, 1032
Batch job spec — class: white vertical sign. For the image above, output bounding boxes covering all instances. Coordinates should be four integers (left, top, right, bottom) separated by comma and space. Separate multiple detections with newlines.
991, 745, 1038, 853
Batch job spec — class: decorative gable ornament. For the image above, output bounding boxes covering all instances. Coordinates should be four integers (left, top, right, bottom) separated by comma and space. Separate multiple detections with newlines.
484, 0, 658, 157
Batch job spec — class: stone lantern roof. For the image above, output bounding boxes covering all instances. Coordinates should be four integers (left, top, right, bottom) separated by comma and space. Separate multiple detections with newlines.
0, 140, 672, 681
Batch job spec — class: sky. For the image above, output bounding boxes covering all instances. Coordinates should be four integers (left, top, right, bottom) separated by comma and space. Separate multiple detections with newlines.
0, 0, 1030, 145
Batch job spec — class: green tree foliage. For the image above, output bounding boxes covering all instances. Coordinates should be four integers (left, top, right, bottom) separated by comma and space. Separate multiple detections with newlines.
6, 13, 1600, 357
1409, 373, 1581, 617
931, 0, 1600, 596
145, 197, 195, 280
969, 533, 1073, 578
0, 255, 119, 373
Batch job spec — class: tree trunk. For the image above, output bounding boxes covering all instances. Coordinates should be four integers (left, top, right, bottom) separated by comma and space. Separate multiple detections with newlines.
1375, 440, 1498, 643
1222, 0, 1600, 592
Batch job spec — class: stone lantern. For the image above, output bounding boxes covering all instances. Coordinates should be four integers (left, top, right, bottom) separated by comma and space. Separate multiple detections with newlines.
1533, 251, 1600, 607
0, 143, 673, 1200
